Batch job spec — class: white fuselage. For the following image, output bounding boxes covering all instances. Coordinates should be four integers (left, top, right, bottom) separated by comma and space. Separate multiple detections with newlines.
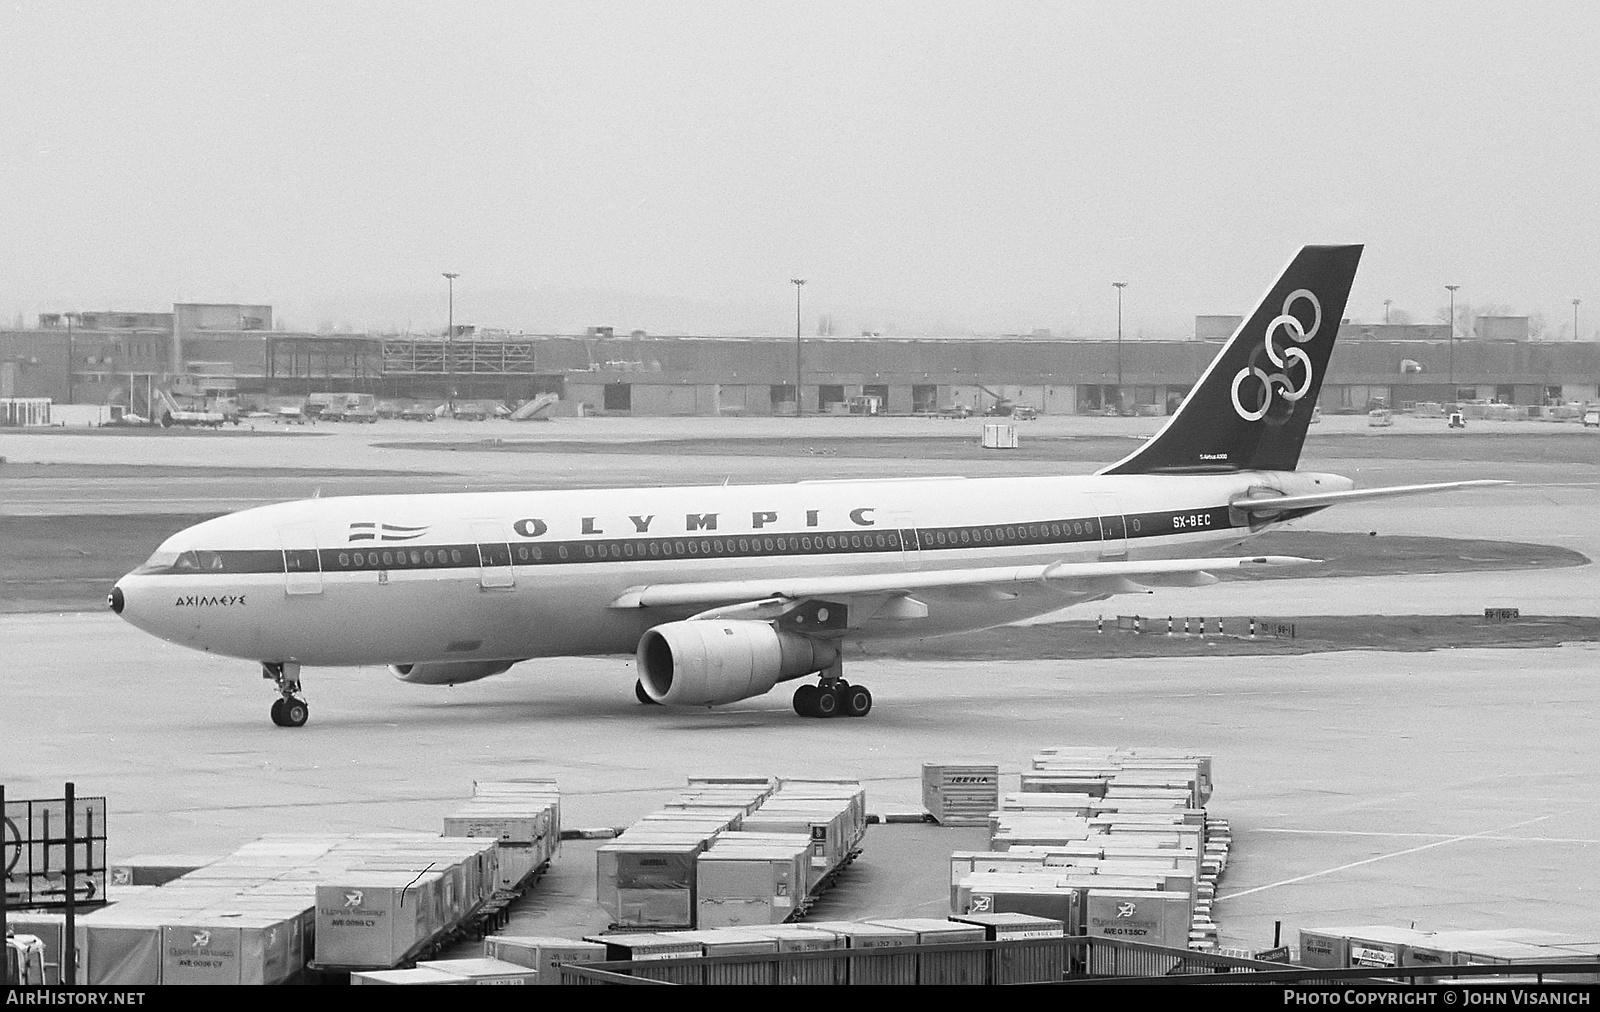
112, 469, 1349, 668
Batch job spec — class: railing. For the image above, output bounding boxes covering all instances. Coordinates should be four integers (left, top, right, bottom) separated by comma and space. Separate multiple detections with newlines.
554, 935, 1598, 986
555, 936, 1283, 985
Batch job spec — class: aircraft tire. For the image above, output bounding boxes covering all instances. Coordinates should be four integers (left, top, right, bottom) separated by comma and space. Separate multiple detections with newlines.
813, 686, 841, 718
842, 685, 873, 718
793, 684, 820, 717
635, 680, 662, 705
270, 699, 286, 726
282, 698, 309, 728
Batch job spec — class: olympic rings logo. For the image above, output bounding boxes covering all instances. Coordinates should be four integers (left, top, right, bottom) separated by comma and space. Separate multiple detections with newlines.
1230, 288, 1321, 422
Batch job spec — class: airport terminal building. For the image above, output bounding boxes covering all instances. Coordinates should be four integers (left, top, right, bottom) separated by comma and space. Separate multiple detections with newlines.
3, 305, 1598, 418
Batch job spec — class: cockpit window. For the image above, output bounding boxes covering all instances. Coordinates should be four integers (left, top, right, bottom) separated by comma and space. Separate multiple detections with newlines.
133, 549, 224, 574
133, 550, 181, 575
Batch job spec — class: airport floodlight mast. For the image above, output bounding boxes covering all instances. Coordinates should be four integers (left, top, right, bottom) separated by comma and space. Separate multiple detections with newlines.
1575, 298, 1582, 343
792, 278, 806, 417
1445, 284, 1460, 393
1384, 298, 1392, 324
1112, 281, 1128, 411
444, 272, 459, 415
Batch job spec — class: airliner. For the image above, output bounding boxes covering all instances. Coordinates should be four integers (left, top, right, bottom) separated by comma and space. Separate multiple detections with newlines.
109, 245, 1502, 726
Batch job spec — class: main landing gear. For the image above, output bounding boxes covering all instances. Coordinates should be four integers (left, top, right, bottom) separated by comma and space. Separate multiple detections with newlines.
263, 661, 309, 727
792, 663, 873, 719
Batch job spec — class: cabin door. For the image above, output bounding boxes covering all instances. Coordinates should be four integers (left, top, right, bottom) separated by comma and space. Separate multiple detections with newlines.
280, 525, 323, 595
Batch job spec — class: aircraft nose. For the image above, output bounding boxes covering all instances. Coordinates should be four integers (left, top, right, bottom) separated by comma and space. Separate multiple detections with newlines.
108, 583, 125, 614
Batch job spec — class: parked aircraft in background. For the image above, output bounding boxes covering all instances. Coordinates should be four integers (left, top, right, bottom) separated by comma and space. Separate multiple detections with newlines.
110, 245, 1504, 726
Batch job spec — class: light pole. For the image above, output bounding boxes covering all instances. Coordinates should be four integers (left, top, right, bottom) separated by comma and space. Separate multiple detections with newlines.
791, 278, 806, 417
443, 272, 459, 414
1112, 282, 1128, 412
1444, 284, 1460, 398
1574, 298, 1582, 342
1383, 299, 1392, 324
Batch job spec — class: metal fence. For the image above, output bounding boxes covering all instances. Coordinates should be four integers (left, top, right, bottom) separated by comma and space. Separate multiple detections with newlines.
554, 935, 1598, 985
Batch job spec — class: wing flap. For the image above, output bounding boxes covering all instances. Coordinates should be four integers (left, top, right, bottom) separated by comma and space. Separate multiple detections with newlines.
609, 555, 1315, 609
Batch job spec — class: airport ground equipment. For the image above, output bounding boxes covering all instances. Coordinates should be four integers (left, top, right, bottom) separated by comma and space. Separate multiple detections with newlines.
922, 762, 1000, 826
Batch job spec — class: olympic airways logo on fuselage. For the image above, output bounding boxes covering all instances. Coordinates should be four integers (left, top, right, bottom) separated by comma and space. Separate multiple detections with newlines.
1230, 289, 1321, 422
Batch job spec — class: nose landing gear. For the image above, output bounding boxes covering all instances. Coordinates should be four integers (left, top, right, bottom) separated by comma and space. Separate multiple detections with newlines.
263, 661, 310, 727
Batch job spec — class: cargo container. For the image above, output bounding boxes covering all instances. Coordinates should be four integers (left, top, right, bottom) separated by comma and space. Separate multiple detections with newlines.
1345, 926, 1427, 968
922, 763, 1001, 827
1299, 927, 1360, 968
313, 872, 446, 968
956, 874, 1080, 932
159, 912, 303, 986
746, 924, 847, 985
865, 917, 986, 984
109, 854, 220, 887
350, 966, 474, 984
1083, 889, 1191, 949
1001, 792, 1096, 814
801, 921, 918, 985
584, 932, 703, 984
483, 935, 606, 983
950, 912, 1066, 983
695, 839, 810, 927
670, 929, 782, 984
415, 957, 540, 983
596, 840, 709, 929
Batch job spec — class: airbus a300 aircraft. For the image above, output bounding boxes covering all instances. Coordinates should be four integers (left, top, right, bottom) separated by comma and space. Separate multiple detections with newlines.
110, 245, 1501, 726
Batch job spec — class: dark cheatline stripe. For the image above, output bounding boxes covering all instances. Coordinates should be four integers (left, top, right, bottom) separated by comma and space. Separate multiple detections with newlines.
145, 506, 1246, 576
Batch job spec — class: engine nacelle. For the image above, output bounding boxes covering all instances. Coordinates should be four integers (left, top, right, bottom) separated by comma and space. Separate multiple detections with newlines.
390, 659, 517, 685
637, 620, 839, 706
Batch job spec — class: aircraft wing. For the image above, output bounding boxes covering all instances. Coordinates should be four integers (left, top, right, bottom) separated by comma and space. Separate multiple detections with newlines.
1230, 479, 1509, 516
608, 555, 1315, 610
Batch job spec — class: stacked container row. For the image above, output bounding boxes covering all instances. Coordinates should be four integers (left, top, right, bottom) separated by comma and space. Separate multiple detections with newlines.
442, 779, 562, 890
74, 830, 504, 984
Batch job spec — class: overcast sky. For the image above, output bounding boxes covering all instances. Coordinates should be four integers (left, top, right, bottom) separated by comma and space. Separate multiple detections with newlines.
3, 2, 1597, 338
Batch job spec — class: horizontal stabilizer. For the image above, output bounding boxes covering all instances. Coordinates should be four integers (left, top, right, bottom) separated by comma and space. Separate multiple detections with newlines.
1231, 479, 1509, 515
610, 555, 1316, 610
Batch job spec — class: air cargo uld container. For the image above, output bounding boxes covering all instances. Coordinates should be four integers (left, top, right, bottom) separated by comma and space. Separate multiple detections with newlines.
956, 874, 1080, 932
695, 839, 810, 927
747, 924, 847, 985
949, 852, 1048, 911
951, 912, 1066, 984
415, 957, 539, 983
313, 871, 445, 968
1083, 889, 1191, 949
74, 908, 166, 985
159, 912, 303, 986
738, 806, 849, 885
483, 935, 606, 983
109, 854, 221, 887
1344, 926, 1429, 968
596, 840, 708, 929
1001, 792, 1096, 814
866, 917, 987, 985
1019, 773, 1109, 796
771, 779, 867, 843
801, 921, 918, 985
921, 763, 1001, 826
351, 966, 473, 984
584, 932, 703, 984
670, 929, 782, 985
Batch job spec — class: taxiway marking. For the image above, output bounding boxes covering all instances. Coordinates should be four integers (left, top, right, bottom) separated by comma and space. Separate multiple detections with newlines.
1216, 810, 1570, 903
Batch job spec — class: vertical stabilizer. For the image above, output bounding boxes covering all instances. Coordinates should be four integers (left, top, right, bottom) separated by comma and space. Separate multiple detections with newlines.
1100, 244, 1363, 475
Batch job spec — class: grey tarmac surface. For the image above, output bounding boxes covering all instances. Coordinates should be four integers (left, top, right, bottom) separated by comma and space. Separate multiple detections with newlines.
3, 612, 1596, 950
3, 412, 1597, 954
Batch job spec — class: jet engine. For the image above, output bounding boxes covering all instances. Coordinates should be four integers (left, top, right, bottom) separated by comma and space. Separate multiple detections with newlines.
390, 659, 518, 685
637, 620, 838, 706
